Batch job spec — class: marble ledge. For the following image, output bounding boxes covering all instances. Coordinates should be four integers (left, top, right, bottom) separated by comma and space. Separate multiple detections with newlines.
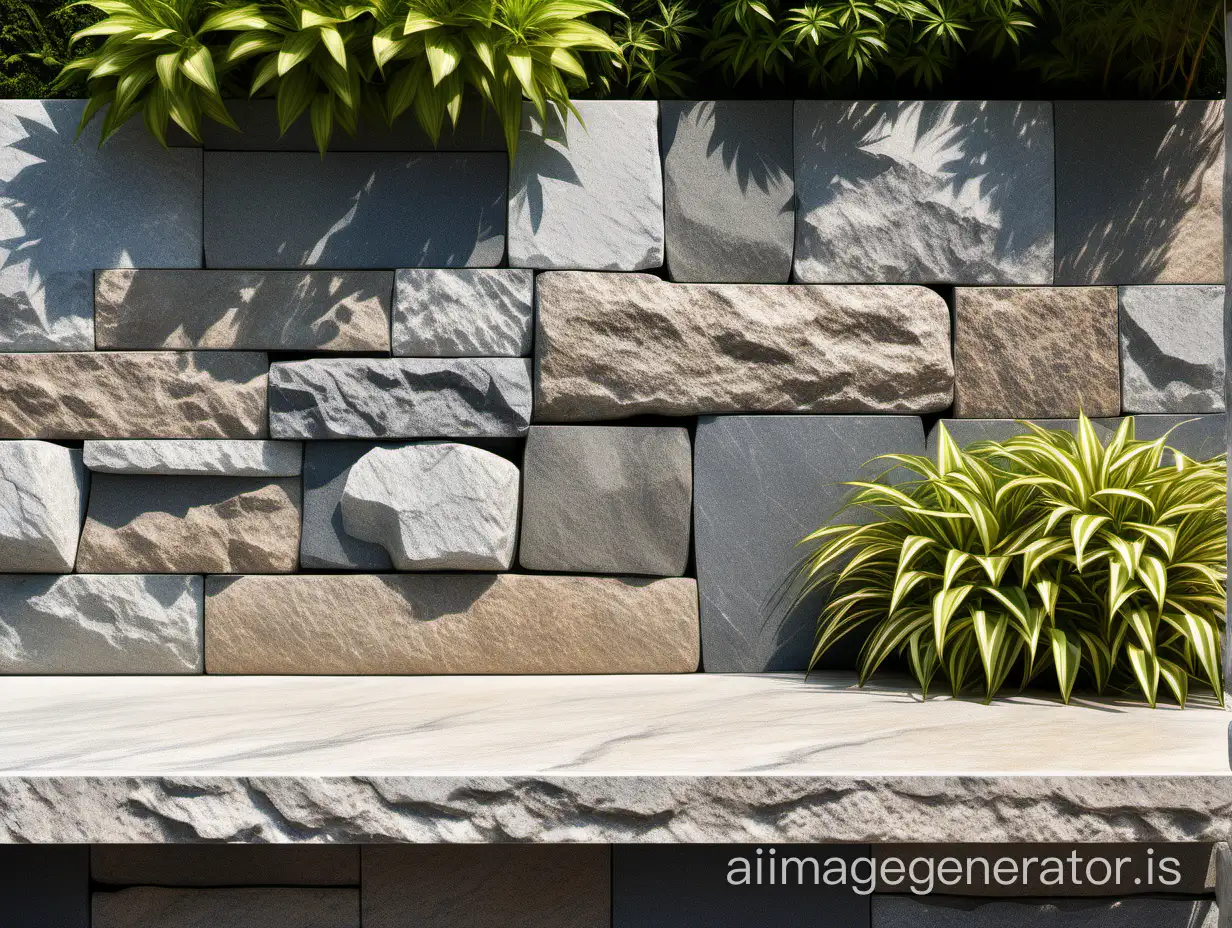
0, 673, 1228, 844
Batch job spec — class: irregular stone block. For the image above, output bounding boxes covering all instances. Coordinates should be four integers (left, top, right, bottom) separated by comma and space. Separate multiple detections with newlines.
660, 100, 794, 283
363, 845, 609, 928
794, 100, 1054, 284
76, 476, 301, 574
0, 846, 88, 928
204, 152, 506, 268
1119, 285, 1225, 412
0, 574, 202, 674
519, 426, 692, 576
694, 415, 926, 672
269, 358, 533, 439
953, 287, 1120, 418
342, 443, 519, 570
0, 352, 269, 439
0, 100, 201, 352
393, 268, 533, 357
83, 440, 301, 477
0, 441, 88, 571
91, 845, 359, 887
301, 441, 394, 570
873, 896, 1215, 928
92, 887, 359, 928
205, 574, 700, 673
95, 269, 392, 351
1056, 101, 1224, 284
509, 101, 664, 270
534, 272, 953, 420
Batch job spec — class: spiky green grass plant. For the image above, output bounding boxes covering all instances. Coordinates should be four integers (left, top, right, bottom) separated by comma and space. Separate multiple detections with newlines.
802, 415, 1227, 707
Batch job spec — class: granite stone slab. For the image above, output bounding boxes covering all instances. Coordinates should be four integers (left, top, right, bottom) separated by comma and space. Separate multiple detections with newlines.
508, 101, 664, 270
95, 269, 393, 352
91, 845, 360, 886
0, 441, 88, 572
393, 268, 533, 357
1119, 285, 1225, 412
204, 152, 506, 268
83, 440, 302, 477
92, 887, 359, 928
300, 441, 394, 570
953, 287, 1120, 418
872, 897, 1216, 928
1055, 101, 1224, 284
269, 358, 533, 439
534, 272, 953, 420
660, 100, 794, 283
205, 574, 700, 674
363, 845, 609, 928
794, 100, 1054, 284
0, 352, 269, 439
519, 426, 692, 576
0, 846, 87, 928
0, 100, 201, 352
76, 475, 301, 574
0, 574, 202, 674
694, 415, 926, 672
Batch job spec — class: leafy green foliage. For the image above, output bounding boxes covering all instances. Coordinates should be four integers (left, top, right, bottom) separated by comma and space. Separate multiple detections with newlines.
802, 415, 1227, 707
1, 0, 100, 98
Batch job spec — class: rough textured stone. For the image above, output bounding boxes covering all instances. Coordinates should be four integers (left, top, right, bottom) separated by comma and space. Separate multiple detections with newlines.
0, 100, 201, 351
0, 846, 87, 928
301, 442, 394, 570
95, 269, 392, 351
0, 441, 87, 572
91, 845, 359, 886
341, 443, 519, 570
204, 152, 506, 268
76, 476, 301, 574
1056, 100, 1224, 285
509, 101, 664, 270
953, 287, 1120, 418
205, 574, 700, 673
364, 845, 609, 928
660, 100, 794, 283
0, 575, 202, 673
1119, 285, 1225, 412
794, 101, 1054, 284
519, 426, 692, 575
92, 888, 358, 928
393, 268, 533, 357
83, 440, 302, 477
269, 358, 533, 439
873, 897, 1216, 928
534, 272, 953, 420
0, 352, 269, 439
694, 415, 926, 672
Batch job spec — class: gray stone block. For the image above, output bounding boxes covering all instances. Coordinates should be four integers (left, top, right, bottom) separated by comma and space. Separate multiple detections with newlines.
0, 100, 202, 351
519, 426, 692, 576
269, 358, 533, 439
0, 846, 88, 928
393, 268, 533, 357
0, 574, 202, 673
93, 887, 359, 928
872, 896, 1216, 928
694, 414, 925, 672
509, 101, 664, 270
204, 151, 506, 268
301, 441, 394, 570
660, 100, 794, 283
363, 845, 609, 928
0, 441, 88, 572
793, 101, 1054, 284
1056, 101, 1224, 284
1119, 285, 1225, 412
95, 269, 393, 351
91, 845, 359, 886
83, 440, 302, 476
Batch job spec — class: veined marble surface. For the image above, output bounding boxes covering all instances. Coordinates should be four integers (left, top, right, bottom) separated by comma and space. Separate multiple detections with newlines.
0, 673, 1228, 844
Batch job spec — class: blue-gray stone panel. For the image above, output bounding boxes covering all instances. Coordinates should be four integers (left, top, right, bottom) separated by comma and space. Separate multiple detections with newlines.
1119, 285, 1226, 413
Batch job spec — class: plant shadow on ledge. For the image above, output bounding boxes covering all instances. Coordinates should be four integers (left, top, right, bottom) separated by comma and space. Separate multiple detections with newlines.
801, 415, 1227, 708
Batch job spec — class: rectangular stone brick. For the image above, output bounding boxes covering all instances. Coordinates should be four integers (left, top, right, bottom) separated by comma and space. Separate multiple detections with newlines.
0, 352, 268, 439
205, 574, 700, 673
93, 888, 359, 928
92, 845, 359, 886
1119, 285, 1225, 413
872, 896, 1215, 927
0, 845, 88, 928
95, 269, 393, 351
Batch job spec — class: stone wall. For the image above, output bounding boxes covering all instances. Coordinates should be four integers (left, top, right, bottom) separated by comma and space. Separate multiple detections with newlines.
0, 97, 1224, 676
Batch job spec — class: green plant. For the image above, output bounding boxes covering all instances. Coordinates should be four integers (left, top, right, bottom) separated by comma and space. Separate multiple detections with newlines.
802, 415, 1227, 707
1, 0, 100, 98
